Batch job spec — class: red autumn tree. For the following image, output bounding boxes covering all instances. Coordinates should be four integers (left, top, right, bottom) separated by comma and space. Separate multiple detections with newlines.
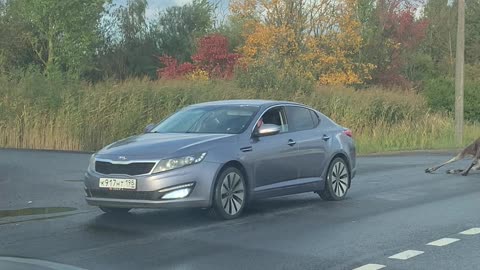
375, 0, 429, 87
157, 34, 240, 79
157, 56, 194, 79
192, 34, 240, 79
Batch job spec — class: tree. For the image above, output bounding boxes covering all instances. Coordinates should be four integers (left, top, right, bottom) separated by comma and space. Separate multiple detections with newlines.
95, 0, 159, 80
191, 34, 240, 79
0, 1, 35, 72
423, 0, 457, 76
464, 0, 480, 65
157, 34, 240, 80
359, 0, 428, 87
216, 16, 247, 52
152, 0, 215, 63
95, 0, 216, 80
422, 0, 480, 77
381, 0, 428, 86
230, 0, 374, 86
7, 0, 107, 76
157, 56, 195, 79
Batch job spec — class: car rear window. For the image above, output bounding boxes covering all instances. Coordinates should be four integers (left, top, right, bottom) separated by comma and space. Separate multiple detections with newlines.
286, 106, 315, 131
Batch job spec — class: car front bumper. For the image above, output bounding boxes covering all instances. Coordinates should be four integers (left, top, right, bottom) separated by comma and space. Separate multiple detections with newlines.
84, 161, 222, 209
85, 197, 210, 209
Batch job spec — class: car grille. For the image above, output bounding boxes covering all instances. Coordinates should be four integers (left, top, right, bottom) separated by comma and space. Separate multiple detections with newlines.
89, 190, 158, 200
95, 161, 156, 176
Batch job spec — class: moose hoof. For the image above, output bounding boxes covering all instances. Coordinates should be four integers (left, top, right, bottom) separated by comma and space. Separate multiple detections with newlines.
447, 169, 463, 174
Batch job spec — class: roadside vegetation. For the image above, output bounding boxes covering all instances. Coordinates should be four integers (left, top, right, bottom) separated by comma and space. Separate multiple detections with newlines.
1, 73, 480, 154
1, 0, 480, 154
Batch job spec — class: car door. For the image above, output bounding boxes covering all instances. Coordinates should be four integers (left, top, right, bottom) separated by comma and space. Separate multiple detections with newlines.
285, 106, 327, 179
251, 106, 299, 190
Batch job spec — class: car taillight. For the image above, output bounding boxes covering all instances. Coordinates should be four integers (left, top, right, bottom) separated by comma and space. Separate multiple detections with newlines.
343, 129, 352, 138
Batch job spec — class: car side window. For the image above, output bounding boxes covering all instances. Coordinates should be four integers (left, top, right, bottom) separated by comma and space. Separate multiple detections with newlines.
286, 106, 315, 132
259, 107, 288, 133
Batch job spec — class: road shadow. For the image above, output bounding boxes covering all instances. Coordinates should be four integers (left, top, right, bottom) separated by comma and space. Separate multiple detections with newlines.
245, 194, 326, 215
83, 193, 333, 235
85, 208, 211, 236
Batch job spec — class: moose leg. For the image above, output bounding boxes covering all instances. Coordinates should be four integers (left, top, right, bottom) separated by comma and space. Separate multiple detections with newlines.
473, 163, 480, 170
460, 161, 477, 176
461, 149, 480, 176
446, 168, 464, 174
425, 154, 463, 173
446, 157, 480, 175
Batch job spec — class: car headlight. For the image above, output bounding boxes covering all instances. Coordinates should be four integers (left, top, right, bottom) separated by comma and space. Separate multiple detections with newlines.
88, 154, 96, 171
151, 152, 207, 174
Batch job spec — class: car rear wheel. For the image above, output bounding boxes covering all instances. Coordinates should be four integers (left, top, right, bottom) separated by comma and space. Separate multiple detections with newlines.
210, 167, 247, 220
99, 207, 131, 214
318, 157, 350, 201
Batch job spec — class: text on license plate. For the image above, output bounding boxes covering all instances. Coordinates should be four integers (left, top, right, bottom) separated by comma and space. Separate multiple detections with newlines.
99, 178, 136, 190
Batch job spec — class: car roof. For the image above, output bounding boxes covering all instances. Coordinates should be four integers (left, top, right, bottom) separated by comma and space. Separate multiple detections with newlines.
190, 99, 303, 108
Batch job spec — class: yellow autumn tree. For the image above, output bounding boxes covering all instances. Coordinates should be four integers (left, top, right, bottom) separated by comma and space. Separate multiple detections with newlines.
230, 0, 374, 86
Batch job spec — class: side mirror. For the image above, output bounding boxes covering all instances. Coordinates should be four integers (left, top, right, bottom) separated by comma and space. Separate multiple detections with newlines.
254, 124, 281, 137
144, 123, 156, 133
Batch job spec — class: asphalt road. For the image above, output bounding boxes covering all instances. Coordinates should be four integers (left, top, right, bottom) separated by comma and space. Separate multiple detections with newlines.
1, 149, 480, 270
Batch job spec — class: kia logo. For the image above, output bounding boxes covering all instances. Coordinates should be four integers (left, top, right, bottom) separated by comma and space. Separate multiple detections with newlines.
118, 156, 127, 160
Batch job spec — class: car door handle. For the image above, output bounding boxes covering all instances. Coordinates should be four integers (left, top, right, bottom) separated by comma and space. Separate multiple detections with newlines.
240, 146, 252, 152
322, 135, 330, 141
287, 139, 296, 146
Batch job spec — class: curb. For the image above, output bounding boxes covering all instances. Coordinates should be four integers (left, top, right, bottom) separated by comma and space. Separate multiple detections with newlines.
359, 149, 460, 157
0, 147, 94, 155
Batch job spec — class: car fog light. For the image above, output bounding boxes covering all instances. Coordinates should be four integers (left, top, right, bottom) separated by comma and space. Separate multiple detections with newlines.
162, 188, 191, 199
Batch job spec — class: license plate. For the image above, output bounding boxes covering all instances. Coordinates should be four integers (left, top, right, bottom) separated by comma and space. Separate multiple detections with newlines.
99, 178, 136, 190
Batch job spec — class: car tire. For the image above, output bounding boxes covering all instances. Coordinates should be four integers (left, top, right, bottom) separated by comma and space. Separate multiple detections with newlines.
210, 167, 247, 220
99, 207, 131, 214
318, 157, 350, 201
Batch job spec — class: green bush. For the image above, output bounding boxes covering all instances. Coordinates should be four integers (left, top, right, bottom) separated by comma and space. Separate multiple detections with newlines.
404, 53, 436, 82
423, 77, 480, 122
465, 64, 480, 83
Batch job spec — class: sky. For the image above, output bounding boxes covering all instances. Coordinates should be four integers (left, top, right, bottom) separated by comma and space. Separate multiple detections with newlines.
112, 0, 432, 21
113, 0, 230, 21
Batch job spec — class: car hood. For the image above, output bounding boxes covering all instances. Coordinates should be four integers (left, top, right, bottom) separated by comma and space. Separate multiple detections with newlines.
97, 133, 235, 159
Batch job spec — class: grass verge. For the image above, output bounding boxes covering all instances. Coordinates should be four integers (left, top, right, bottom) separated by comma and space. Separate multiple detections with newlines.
0, 75, 478, 154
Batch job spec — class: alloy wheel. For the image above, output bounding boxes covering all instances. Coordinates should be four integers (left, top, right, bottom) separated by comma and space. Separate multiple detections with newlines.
220, 172, 245, 216
328, 161, 349, 197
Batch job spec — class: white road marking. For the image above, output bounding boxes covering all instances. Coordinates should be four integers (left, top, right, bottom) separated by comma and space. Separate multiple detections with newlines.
388, 250, 424, 260
427, 238, 460, 247
459, 228, 480, 235
352, 264, 386, 270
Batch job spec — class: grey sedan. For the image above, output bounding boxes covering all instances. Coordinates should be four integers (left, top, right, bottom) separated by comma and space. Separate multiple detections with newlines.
84, 100, 356, 219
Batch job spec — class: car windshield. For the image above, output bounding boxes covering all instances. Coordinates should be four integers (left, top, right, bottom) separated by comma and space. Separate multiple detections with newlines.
150, 105, 259, 134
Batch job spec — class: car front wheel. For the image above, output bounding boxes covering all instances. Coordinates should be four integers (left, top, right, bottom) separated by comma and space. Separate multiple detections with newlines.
211, 167, 247, 220
318, 157, 350, 201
